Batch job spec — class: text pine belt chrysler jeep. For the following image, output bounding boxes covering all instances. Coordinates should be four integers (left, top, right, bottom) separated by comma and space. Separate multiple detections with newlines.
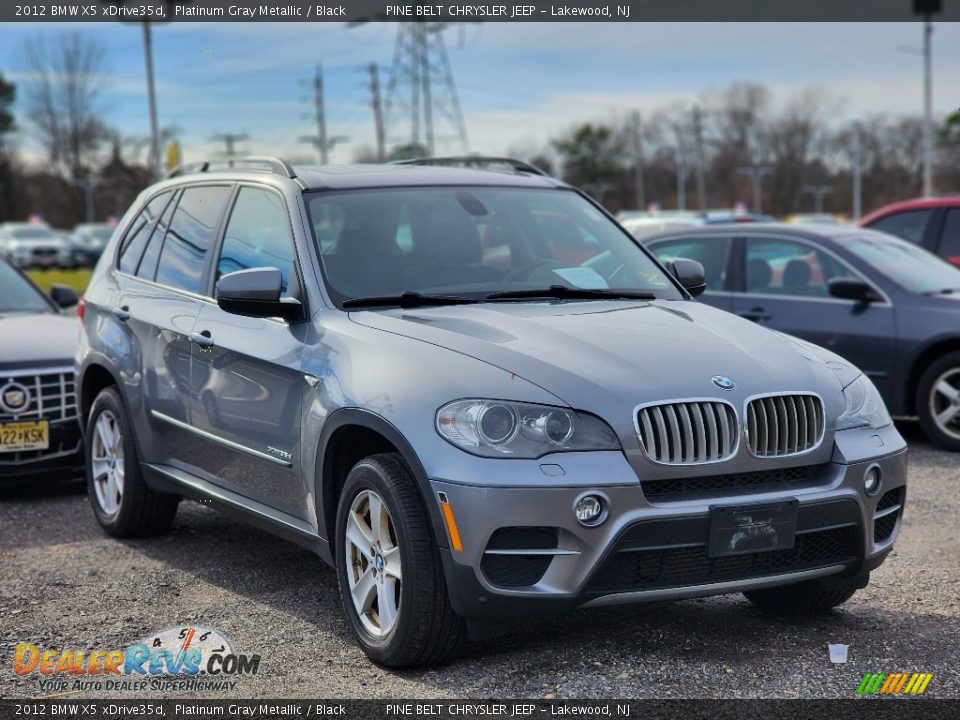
77, 157, 907, 667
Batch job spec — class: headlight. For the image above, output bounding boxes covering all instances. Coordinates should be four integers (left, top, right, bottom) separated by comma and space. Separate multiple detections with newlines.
836, 375, 892, 430
436, 399, 621, 458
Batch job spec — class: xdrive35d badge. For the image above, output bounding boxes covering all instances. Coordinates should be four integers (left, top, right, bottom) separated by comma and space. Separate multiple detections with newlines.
77, 155, 907, 667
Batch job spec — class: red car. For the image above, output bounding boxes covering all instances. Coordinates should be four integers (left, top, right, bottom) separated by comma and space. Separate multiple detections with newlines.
859, 195, 960, 266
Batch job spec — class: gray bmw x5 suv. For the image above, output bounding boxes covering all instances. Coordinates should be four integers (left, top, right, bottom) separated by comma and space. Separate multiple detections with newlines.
77, 157, 907, 667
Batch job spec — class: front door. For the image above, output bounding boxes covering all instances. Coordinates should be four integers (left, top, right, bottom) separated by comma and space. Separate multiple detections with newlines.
730, 236, 897, 400
187, 185, 308, 518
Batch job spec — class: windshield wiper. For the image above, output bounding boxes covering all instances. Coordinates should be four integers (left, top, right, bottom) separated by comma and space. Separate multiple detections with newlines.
341, 292, 480, 309
485, 285, 657, 302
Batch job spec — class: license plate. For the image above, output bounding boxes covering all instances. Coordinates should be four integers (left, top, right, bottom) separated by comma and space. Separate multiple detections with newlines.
708, 499, 798, 558
0, 421, 49, 452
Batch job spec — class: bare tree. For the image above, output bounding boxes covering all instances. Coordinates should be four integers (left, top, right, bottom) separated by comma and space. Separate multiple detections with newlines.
22, 31, 110, 179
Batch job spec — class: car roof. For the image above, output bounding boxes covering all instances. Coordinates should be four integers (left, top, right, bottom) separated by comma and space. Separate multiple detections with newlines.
160, 163, 570, 192
859, 194, 960, 225
642, 222, 892, 245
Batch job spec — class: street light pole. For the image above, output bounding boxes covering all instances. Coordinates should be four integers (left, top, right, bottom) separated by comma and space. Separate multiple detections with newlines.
922, 16, 934, 196
851, 123, 863, 220
142, 22, 161, 181
737, 166, 773, 214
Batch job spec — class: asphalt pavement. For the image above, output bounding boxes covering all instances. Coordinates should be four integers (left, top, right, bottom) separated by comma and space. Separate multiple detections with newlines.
1, 421, 957, 699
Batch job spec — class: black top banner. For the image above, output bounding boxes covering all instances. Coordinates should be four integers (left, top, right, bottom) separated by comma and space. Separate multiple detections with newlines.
2, 0, 959, 23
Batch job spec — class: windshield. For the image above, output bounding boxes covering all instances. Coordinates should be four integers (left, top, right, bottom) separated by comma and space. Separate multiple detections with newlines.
0, 263, 51, 313
844, 234, 960, 294
305, 186, 681, 306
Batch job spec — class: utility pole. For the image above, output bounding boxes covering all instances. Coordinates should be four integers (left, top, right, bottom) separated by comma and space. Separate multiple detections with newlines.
691, 105, 708, 215
851, 123, 864, 220
911, 0, 941, 196
299, 63, 348, 164
142, 22, 161, 181
630, 111, 646, 211
367, 63, 386, 162
803, 185, 834, 214
211, 131, 249, 165
737, 166, 774, 214
674, 131, 687, 212
71, 177, 104, 223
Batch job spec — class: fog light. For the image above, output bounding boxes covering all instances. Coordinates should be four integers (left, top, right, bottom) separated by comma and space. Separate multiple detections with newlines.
574, 494, 604, 525
863, 465, 882, 496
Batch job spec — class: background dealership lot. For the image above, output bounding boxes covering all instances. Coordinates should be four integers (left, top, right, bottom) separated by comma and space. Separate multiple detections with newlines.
1, 423, 956, 699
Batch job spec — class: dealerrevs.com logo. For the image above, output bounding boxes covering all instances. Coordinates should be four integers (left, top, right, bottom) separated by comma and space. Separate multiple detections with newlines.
14, 626, 260, 693
857, 672, 934, 696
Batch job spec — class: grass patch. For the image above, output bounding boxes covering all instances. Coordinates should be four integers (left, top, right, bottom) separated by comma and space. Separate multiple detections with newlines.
26, 268, 92, 294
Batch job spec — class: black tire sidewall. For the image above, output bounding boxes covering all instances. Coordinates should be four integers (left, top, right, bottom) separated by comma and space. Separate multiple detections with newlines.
334, 459, 421, 659
916, 351, 960, 451
85, 387, 138, 531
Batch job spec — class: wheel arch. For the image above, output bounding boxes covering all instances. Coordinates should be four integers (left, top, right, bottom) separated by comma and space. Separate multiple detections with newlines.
315, 408, 448, 557
905, 336, 960, 416
79, 361, 122, 429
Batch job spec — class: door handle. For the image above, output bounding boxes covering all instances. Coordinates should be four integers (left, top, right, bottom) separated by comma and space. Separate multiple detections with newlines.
738, 307, 771, 322
111, 305, 130, 321
190, 330, 214, 348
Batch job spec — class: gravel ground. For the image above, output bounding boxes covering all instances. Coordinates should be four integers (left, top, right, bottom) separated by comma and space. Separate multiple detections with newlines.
1, 421, 957, 700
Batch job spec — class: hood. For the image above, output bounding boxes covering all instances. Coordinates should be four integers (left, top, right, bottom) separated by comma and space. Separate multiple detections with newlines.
351, 299, 847, 436
0, 312, 78, 371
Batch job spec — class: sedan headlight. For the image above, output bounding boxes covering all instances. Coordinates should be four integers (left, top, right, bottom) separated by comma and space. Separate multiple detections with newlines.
436, 399, 621, 458
836, 374, 892, 430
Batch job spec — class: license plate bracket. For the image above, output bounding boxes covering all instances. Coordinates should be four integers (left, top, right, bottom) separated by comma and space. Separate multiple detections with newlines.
708, 499, 798, 558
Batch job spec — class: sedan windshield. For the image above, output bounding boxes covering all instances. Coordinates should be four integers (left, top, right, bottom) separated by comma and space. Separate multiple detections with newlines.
0, 263, 52, 313
305, 186, 681, 306
844, 235, 960, 294
10, 227, 57, 240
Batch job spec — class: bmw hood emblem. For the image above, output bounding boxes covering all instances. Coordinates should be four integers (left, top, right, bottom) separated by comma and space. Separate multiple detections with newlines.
711, 375, 736, 391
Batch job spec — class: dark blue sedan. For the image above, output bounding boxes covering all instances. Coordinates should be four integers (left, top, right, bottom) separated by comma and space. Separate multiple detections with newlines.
644, 224, 960, 450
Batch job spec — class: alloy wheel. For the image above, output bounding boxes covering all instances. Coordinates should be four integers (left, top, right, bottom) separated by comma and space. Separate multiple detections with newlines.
91, 410, 125, 517
344, 489, 402, 637
929, 368, 960, 441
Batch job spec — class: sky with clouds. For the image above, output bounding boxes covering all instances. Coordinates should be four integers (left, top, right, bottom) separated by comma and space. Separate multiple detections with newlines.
1, 21, 958, 165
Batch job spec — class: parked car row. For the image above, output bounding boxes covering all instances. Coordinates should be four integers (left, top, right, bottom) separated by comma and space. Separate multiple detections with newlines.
0, 221, 115, 269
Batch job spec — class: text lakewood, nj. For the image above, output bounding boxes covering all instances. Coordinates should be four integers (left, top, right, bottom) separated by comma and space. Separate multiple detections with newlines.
385, 5, 629, 17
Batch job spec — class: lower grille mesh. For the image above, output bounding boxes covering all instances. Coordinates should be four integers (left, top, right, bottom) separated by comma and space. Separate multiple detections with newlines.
587, 526, 859, 594
642, 463, 834, 502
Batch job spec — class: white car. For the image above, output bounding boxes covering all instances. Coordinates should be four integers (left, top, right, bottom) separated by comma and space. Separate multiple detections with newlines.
0, 223, 73, 269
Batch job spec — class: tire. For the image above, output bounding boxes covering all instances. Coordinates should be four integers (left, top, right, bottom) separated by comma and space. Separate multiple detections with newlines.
916, 351, 960, 451
335, 452, 466, 667
85, 386, 179, 537
743, 575, 864, 613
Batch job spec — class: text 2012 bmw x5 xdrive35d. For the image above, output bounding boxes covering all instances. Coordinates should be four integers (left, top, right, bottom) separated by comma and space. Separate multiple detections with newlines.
77, 157, 907, 667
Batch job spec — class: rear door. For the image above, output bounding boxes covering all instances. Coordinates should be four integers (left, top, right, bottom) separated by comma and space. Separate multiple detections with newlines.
729, 235, 897, 399
187, 184, 308, 518
646, 235, 735, 311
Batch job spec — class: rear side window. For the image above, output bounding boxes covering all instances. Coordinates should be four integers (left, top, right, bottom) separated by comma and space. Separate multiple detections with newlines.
216, 187, 295, 295
136, 191, 179, 281
867, 209, 934, 245
117, 192, 172, 274
938, 209, 960, 266
154, 185, 231, 294
650, 237, 731, 291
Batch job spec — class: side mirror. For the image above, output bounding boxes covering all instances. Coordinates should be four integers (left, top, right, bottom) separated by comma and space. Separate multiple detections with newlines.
216, 268, 304, 322
828, 277, 882, 303
668, 258, 707, 297
48, 284, 80, 309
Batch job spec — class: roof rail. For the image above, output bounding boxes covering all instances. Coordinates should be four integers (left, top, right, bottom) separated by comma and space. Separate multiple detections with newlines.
393, 156, 550, 177
166, 156, 296, 180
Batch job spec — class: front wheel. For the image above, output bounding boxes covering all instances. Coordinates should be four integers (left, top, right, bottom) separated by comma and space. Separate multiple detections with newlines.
917, 351, 960, 451
335, 453, 466, 667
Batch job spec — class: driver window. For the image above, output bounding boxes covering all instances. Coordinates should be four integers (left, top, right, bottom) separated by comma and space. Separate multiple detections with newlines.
745, 238, 847, 298
217, 187, 296, 296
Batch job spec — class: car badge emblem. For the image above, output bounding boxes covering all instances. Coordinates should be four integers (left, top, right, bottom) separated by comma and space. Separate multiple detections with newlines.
711, 375, 736, 391
1, 383, 30, 413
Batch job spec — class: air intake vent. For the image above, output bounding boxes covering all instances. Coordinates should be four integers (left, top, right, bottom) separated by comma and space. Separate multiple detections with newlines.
746, 394, 824, 457
636, 401, 738, 464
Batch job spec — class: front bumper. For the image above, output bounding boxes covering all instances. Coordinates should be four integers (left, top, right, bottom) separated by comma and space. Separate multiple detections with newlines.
431, 444, 906, 619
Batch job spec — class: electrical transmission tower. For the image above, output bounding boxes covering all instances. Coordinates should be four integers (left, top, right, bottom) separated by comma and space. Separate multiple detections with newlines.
299, 63, 349, 164
383, 23, 469, 156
